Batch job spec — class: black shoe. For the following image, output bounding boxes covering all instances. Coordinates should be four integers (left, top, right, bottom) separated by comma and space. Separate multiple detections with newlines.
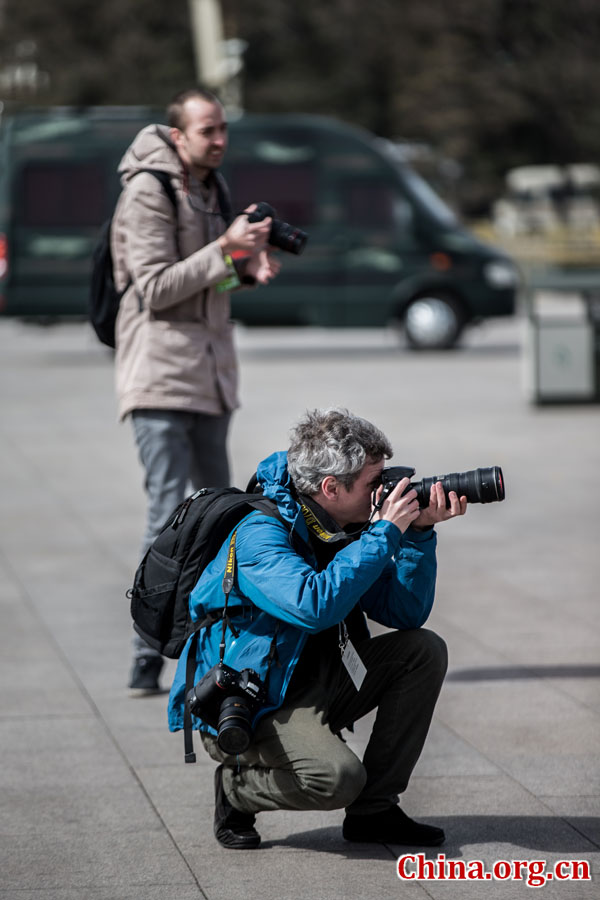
214, 765, 261, 850
128, 656, 163, 691
343, 806, 445, 847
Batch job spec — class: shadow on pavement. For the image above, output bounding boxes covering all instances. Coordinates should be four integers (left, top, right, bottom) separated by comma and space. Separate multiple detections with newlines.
238, 341, 520, 362
447, 664, 600, 681
260, 816, 599, 856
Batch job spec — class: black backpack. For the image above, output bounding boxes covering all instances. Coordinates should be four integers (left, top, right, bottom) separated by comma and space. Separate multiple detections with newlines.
89, 169, 177, 348
128, 486, 282, 660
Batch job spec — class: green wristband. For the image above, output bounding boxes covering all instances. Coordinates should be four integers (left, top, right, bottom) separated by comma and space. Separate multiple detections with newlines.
216, 254, 241, 293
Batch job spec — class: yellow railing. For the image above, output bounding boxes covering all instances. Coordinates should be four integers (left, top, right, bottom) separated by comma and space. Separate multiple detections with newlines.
471, 221, 600, 268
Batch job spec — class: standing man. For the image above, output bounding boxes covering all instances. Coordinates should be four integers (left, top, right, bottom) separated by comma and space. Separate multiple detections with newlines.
111, 88, 280, 691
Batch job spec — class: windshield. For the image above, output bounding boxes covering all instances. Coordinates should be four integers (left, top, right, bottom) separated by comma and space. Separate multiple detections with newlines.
401, 166, 458, 229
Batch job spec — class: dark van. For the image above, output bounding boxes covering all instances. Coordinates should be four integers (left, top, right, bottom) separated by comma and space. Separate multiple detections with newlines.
0, 107, 518, 349
0, 107, 164, 319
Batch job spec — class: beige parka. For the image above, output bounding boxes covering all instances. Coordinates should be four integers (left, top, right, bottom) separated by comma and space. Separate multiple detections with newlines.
111, 124, 239, 421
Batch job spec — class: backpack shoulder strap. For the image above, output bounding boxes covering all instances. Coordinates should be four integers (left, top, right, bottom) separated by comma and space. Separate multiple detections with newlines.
182, 494, 284, 764
213, 171, 233, 225
134, 168, 178, 211
245, 496, 285, 524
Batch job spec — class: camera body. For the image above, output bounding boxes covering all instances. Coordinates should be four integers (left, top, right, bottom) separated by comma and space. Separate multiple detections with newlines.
186, 662, 267, 755
246, 201, 308, 255
380, 465, 505, 508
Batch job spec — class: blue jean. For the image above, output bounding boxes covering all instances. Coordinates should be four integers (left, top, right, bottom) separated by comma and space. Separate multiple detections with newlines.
130, 408, 231, 659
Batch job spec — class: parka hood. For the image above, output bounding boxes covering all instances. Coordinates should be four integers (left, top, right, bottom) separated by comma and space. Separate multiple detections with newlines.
117, 124, 182, 186
256, 451, 299, 526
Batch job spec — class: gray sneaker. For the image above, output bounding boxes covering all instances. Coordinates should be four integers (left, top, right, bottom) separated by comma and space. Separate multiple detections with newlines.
129, 656, 163, 691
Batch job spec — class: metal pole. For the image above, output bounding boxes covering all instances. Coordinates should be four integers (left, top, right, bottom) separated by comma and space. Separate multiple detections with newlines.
188, 0, 226, 88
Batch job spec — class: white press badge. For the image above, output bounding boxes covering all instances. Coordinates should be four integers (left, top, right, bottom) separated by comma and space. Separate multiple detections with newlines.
341, 638, 367, 691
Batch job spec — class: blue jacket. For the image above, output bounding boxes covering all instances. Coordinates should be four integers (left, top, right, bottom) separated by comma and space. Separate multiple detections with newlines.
167, 451, 438, 733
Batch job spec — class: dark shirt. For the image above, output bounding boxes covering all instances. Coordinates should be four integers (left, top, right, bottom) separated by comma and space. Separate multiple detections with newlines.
287, 496, 370, 693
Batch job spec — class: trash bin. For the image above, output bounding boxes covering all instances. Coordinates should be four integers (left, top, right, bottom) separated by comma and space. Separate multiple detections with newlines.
524, 286, 600, 404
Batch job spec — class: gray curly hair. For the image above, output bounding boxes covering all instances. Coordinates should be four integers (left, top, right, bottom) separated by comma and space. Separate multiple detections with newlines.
287, 408, 392, 495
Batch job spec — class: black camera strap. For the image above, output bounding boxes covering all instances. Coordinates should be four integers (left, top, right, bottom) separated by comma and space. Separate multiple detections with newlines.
220, 529, 280, 680
219, 530, 240, 663
184, 522, 286, 763
184, 631, 200, 762
184, 530, 240, 763
263, 622, 281, 698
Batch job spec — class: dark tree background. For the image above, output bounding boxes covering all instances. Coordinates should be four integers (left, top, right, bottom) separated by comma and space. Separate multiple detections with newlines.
0, 0, 196, 107
222, 0, 600, 212
3, 0, 600, 212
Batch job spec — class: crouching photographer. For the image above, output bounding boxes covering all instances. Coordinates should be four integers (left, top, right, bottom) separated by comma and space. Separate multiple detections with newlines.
168, 408, 501, 850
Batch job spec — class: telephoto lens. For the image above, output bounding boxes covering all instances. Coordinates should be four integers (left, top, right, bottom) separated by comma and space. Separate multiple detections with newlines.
413, 466, 505, 508
380, 465, 505, 508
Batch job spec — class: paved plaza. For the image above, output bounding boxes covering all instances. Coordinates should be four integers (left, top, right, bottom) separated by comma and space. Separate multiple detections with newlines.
0, 314, 598, 899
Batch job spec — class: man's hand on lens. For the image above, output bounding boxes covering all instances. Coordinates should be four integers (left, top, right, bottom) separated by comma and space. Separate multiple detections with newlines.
413, 481, 467, 530
372, 477, 421, 534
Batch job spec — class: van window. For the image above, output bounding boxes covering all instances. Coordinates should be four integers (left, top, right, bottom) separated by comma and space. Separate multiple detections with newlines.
341, 177, 416, 245
17, 161, 107, 227
402, 167, 457, 228
344, 181, 397, 229
230, 162, 316, 227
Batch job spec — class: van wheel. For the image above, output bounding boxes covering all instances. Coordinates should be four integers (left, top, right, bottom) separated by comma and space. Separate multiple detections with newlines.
403, 294, 466, 350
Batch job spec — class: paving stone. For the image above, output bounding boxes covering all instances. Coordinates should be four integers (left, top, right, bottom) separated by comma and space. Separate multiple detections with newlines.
1, 318, 599, 900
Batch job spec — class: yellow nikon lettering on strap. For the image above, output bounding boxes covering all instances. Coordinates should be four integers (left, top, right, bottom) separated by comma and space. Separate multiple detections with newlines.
222, 530, 237, 596
300, 502, 338, 542
225, 531, 237, 576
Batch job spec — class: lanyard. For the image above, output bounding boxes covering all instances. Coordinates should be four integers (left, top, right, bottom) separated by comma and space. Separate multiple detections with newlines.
299, 501, 350, 543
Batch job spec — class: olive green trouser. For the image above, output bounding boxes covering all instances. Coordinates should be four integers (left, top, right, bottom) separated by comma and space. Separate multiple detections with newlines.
201, 627, 448, 816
